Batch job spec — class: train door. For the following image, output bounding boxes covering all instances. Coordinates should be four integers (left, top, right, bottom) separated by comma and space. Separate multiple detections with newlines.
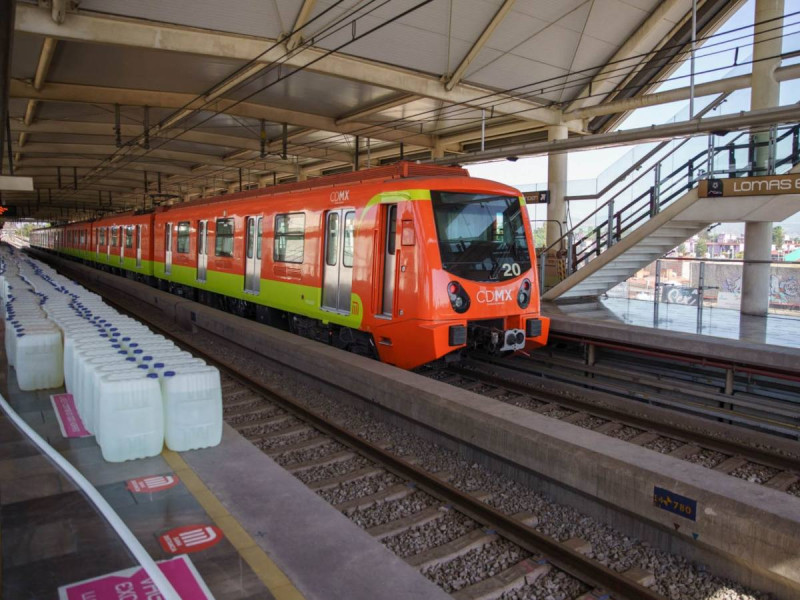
135, 225, 142, 268
165, 222, 173, 275
381, 205, 398, 316
95, 227, 100, 259
244, 216, 262, 294
322, 209, 355, 313
197, 220, 208, 282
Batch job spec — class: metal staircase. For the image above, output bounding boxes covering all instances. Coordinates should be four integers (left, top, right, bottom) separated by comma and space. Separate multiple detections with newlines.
540, 123, 800, 302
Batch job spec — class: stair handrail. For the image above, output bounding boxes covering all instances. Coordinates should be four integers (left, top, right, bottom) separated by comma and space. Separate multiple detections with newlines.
564, 93, 733, 204
570, 131, 751, 271
539, 95, 731, 260
539, 121, 800, 291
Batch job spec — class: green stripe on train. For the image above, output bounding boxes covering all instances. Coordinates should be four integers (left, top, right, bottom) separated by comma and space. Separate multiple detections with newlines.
92, 251, 154, 275
155, 262, 364, 329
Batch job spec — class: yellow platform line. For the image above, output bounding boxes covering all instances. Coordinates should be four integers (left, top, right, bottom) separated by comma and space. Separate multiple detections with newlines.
162, 449, 305, 600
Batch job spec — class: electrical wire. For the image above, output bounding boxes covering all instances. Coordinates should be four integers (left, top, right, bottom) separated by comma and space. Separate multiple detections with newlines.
54, 11, 800, 204
38, 7, 800, 214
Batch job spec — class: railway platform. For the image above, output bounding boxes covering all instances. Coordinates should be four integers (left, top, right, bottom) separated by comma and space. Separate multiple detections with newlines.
542, 298, 800, 373
0, 334, 448, 599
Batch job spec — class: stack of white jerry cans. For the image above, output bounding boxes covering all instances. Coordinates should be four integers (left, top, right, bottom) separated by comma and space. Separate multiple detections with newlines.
1, 247, 223, 462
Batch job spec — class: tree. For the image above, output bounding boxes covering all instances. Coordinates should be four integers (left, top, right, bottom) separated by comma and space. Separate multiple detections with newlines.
18, 223, 36, 239
532, 227, 546, 248
695, 238, 707, 258
772, 225, 785, 249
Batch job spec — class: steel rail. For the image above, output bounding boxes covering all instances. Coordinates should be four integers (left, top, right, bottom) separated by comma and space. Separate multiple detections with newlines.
454, 359, 800, 474
51, 258, 665, 600
550, 333, 800, 383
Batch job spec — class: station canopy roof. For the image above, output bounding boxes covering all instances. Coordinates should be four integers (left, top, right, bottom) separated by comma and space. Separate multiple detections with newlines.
4, 0, 745, 220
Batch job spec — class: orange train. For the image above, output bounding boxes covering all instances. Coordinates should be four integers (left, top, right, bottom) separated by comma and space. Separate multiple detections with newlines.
31, 162, 549, 369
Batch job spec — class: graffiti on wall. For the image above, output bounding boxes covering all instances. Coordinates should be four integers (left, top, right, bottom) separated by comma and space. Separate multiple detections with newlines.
636, 261, 800, 311
706, 264, 800, 310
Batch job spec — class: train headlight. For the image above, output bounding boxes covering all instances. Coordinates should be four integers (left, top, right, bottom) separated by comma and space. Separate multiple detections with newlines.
517, 278, 531, 308
447, 281, 470, 314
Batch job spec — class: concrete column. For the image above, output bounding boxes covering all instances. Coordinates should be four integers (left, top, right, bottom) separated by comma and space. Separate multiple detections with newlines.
546, 124, 568, 249
742, 221, 772, 314
431, 141, 445, 160
741, 0, 782, 316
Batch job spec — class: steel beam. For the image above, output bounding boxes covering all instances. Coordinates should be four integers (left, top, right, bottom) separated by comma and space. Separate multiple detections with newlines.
10, 79, 435, 148
16, 36, 57, 160
14, 3, 564, 127
445, 0, 516, 91
9, 119, 355, 164
13, 141, 228, 166
0, 0, 14, 175
285, 0, 317, 52
335, 94, 419, 126
430, 104, 800, 165
565, 63, 800, 120
16, 157, 193, 175
566, 0, 690, 113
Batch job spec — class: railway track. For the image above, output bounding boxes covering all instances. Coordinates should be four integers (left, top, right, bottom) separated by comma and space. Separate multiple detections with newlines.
43, 257, 776, 600
518, 340, 800, 439
438, 358, 800, 497
67, 278, 661, 599
182, 346, 665, 599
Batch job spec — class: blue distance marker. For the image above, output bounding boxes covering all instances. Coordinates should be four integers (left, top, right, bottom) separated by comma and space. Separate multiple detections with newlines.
653, 486, 697, 522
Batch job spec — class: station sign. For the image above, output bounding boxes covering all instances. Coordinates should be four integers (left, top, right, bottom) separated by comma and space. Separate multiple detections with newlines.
523, 190, 550, 204
699, 174, 800, 197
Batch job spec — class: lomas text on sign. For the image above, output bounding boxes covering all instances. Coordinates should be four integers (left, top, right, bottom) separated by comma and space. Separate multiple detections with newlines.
699, 174, 800, 198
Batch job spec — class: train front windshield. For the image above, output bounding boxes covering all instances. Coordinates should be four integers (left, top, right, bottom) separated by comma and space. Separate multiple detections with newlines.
432, 191, 531, 282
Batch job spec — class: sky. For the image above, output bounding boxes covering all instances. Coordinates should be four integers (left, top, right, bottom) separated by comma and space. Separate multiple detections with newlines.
465, 0, 800, 236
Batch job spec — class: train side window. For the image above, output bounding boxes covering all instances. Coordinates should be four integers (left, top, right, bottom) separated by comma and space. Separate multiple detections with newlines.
256, 218, 263, 260
79, 230, 86, 246
274, 213, 305, 263
215, 218, 234, 257
343, 211, 354, 268
99, 228, 105, 245
325, 213, 339, 266
387, 205, 397, 255
177, 221, 191, 253
111, 226, 119, 247
246, 218, 254, 259
125, 226, 134, 248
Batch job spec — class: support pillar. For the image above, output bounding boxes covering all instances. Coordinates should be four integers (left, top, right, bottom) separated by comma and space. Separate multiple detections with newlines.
545, 124, 568, 250
0, 0, 15, 175
741, 0, 782, 316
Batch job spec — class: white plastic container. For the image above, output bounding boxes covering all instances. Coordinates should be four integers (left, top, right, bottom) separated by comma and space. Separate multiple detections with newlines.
96, 371, 164, 462
15, 329, 64, 390
75, 354, 127, 424
63, 332, 107, 392
85, 359, 140, 433
161, 366, 222, 451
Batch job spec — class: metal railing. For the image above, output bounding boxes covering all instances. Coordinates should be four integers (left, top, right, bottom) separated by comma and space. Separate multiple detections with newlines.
539, 123, 800, 292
